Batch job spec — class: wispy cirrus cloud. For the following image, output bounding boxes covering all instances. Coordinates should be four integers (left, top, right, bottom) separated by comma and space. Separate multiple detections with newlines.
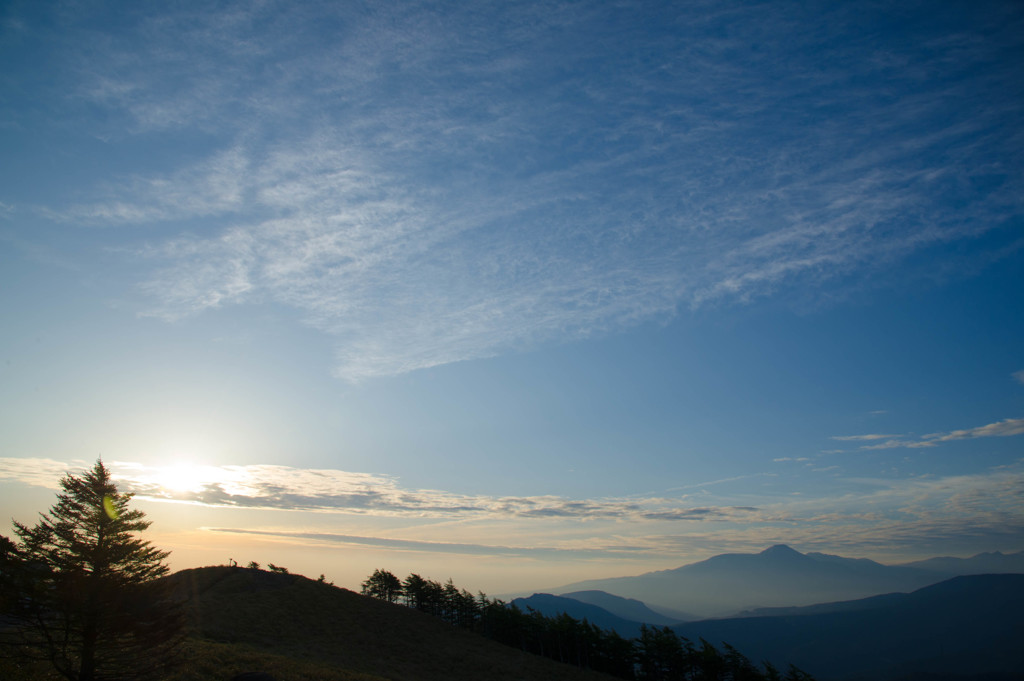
18, 1, 1024, 380
858, 439, 920, 451
924, 417, 1024, 443
831, 434, 899, 442
832, 417, 1024, 451
55, 147, 251, 225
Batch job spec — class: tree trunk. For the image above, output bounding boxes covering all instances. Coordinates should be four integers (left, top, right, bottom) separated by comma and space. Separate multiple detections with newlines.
79, 618, 97, 681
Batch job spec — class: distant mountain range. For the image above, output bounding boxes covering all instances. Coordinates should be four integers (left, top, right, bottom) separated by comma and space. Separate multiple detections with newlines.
552, 544, 1024, 617
516, 570, 1024, 679
899, 549, 1024, 574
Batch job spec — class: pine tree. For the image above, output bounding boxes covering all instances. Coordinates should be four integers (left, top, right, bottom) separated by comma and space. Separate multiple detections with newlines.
0, 459, 183, 681
360, 568, 403, 603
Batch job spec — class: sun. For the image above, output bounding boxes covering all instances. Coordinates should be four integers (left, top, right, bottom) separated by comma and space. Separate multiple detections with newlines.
133, 459, 250, 501
158, 462, 212, 494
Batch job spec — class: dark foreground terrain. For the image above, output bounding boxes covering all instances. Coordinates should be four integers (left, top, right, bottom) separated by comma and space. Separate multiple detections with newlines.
2, 566, 617, 681
171, 566, 620, 681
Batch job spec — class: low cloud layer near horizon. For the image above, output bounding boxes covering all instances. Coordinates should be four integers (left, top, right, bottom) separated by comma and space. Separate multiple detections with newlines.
3, 437, 1021, 563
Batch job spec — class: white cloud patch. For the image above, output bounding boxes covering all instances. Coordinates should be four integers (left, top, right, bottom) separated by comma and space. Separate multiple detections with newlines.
0, 457, 89, 489
1013, 370, 1024, 385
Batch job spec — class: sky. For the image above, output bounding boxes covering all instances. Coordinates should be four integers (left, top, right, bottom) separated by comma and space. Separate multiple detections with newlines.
1, 0, 1022, 595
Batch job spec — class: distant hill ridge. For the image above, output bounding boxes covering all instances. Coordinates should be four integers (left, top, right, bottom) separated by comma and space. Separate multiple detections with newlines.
560, 590, 691, 624
899, 549, 1024, 574
511, 593, 653, 638
552, 544, 1024, 617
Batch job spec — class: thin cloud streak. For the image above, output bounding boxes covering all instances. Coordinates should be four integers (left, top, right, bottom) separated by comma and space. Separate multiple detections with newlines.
928, 417, 1024, 442
844, 416, 1024, 450
205, 528, 651, 560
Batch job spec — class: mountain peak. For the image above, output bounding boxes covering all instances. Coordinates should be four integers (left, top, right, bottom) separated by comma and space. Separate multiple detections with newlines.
760, 544, 803, 558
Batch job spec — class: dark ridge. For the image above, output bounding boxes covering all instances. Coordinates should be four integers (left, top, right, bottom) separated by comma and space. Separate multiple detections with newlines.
163, 566, 616, 681
674, 574, 1024, 681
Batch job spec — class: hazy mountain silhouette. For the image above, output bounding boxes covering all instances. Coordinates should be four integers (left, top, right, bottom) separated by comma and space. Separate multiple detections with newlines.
898, 549, 1024, 575
559, 590, 694, 624
553, 544, 952, 617
673, 574, 1024, 680
512, 593, 650, 638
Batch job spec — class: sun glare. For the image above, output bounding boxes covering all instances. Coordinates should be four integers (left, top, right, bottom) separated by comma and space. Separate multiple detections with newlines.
158, 463, 215, 494
142, 461, 252, 501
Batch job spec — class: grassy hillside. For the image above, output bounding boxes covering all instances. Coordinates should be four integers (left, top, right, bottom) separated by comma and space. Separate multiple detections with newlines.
164, 566, 618, 681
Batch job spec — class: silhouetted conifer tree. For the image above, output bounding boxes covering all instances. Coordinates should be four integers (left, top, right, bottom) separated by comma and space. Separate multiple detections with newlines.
360, 568, 402, 602
402, 573, 428, 609
0, 460, 182, 681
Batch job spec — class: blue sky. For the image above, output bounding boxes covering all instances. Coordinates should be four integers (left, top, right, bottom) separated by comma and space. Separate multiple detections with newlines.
1, 0, 1022, 592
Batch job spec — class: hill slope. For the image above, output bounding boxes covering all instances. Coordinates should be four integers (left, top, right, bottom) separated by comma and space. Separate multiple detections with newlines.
673, 574, 1024, 680
166, 566, 616, 681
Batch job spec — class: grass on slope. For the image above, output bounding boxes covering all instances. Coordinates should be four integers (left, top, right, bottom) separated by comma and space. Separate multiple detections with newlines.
168, 566, 616, 681
0, 638, 387, 681
168, 638, 389, 681
2, 566, 616, 681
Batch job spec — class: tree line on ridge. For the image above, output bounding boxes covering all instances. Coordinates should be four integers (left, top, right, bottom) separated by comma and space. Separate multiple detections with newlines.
361, 568, 815, 680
